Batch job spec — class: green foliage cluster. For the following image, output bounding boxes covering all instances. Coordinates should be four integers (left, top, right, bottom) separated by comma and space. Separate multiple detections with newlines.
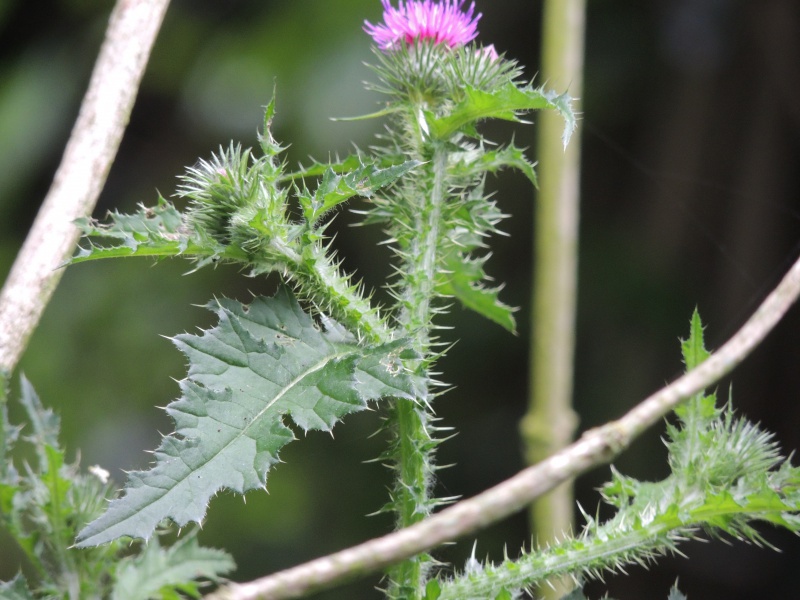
0, 378, 233, 599
428, 312, 800, 599
67, 41, 573, 597
45, 39, 567, 598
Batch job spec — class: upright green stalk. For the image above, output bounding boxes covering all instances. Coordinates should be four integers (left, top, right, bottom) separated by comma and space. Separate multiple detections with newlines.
388, 141, 449, 598
522, 0, 586, 596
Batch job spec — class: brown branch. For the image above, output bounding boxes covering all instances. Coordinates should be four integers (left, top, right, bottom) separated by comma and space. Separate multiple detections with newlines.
0, 0, 171, 378
207, 252, 800, 600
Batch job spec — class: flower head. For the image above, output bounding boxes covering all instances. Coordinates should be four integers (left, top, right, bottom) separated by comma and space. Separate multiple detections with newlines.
365, 0, 482, 51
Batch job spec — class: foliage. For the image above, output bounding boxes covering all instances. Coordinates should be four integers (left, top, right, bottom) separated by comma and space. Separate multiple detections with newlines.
0, 377, 233, 599
67, 40, 574, 597
75, 287, 422, 547
2, 2, 799, 599
432, 311, 800, 598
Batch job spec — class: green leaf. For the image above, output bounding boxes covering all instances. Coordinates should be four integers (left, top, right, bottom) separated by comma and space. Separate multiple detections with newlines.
42, 444, 71, 523
667, 582, 687, 600
76, 286, 421, 547
474, 145, 538, 187
681, 308, 710, 371
281, 154, 415, 185
18, 375, 59, 468
112, 533, 234, 600
0, 401, 21, 484
424, 579, 442, 600
258, 92, 286, 161
675, 310, 718, 423
71, 200, 200, 265
300, 160, 421, 225
281, 154, 367, 182
437, 254, 517, 333
0, 574, 35, 600
427, 83, 576, 146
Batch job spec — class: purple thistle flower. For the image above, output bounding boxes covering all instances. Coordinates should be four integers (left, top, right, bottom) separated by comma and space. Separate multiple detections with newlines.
364, 0, 482, 51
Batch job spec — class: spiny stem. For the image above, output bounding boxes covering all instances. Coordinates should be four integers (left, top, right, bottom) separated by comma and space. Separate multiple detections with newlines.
397, 147, 448, 355
388, 144, 448, 597
439, 485, 793, 599
277, 238, 391, 344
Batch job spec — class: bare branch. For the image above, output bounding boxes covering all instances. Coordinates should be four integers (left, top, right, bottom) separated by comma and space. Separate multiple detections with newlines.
0, 0, 171, 377
207, 253, 800, 600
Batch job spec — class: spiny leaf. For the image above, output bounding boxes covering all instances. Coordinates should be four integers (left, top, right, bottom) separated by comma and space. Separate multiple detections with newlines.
426, 83, 576, 146
681, 308, 710, 371
0, 574, 35, 599
281, 154, 418, 185
75, 286, 421, 547
281, 154, 366, 182
18, 375, 59, 468
667, 583, 687, 600
437, 254, 517, 333
112, 533, 234, 600
71, 200, 201, 265
473, 145, 538, 187
674, 310, 718, 424
0, 402, 21, 485
258, 92, 286, 161
300, 160, 421, 225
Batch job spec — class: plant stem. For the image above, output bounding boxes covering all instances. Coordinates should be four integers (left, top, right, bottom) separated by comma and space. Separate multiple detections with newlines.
276, 239, 391, 344
438, 486, 791, 599
206, 249, 800, 600
522, 0, 586, 596
0, 0, 171, 378
387, 144, 448, 598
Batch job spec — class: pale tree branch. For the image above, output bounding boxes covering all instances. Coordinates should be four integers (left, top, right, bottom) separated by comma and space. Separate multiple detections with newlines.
207, 252, 800, 600
0, 0, 171, 379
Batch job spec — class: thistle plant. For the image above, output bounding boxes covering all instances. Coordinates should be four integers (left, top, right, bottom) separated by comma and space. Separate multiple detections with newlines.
2, 2, 800, 600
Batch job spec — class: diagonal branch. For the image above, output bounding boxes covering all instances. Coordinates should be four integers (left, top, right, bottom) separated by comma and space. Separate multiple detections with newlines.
0, 0, 171, 378
207, 252, 800, 600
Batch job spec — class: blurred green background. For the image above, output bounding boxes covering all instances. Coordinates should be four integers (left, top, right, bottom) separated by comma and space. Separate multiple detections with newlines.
2, 0, 800, 598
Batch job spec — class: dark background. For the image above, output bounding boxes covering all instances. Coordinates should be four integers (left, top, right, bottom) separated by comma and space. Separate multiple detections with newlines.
2, 0, 800, 598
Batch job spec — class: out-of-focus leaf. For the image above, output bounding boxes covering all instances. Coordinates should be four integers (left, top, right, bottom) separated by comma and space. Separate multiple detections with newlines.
112, 533, 234, 600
